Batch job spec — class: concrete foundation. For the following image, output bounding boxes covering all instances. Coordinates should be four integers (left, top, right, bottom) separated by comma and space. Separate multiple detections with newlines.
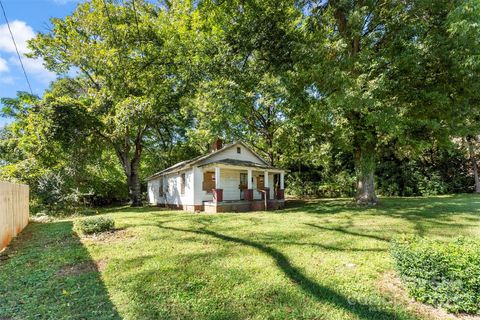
157, 199, 285, 213
204, 199, 285, 213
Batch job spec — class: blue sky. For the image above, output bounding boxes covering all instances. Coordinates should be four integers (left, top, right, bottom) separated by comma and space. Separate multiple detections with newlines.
0, 0, 81, 126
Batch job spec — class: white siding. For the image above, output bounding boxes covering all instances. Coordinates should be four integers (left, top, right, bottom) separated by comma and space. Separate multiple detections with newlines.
166, 172, 182, 205
194, 168, 243, 203
219, 169, 242, 201
147, 179, 161, 205
148, 169, 194, 206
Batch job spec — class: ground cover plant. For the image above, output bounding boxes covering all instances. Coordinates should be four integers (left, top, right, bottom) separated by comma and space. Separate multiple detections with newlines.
391, 235, 480, 314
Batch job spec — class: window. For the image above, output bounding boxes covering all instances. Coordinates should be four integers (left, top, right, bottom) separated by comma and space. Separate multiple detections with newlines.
202, 171, 215, 193
181, 173, 186, 195
237, 147, 241, 154
256, 175, 265, 190
239, 173, 248, 189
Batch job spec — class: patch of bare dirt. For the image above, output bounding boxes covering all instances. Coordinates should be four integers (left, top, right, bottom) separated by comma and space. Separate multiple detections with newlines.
0, 251, 10, 263
56, 261, 97, 277
81, 228, 136, 243
378, 271, 480, 320
95, 259, 108, 272
56, 259, 107, 277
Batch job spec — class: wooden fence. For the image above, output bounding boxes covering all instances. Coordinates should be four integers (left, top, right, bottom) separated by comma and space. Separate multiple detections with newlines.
0, 182, 29, 251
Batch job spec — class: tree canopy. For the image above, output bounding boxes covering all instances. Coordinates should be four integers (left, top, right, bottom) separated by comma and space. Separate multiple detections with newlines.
1, 0, 480, 209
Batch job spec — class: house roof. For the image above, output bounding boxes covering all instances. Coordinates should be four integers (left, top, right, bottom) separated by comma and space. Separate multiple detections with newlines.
198, 159, 276, 170
146, 141, 274, 180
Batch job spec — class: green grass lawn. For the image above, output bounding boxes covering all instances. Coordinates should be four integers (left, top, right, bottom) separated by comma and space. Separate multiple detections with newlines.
1, 195, 480, 320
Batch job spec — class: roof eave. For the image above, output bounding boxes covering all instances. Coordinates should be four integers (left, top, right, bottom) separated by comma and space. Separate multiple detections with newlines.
146, 141, 275, 180
199, 162, 285, 171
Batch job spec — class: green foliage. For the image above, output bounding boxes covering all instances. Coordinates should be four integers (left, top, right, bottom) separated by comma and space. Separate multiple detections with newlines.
2, 0, 480, 208
0, 221, 120, 319
26, 0, 195, 206
377, 145, 474, 197
74, 216, 115, 235
296, 0, 480, 202
0, 92, 129, 212
185, 0, 303, 165
391, 235, 480, 314
287, 171, 355, 198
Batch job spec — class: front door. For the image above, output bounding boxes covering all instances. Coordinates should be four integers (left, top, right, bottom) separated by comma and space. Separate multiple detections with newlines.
239, 173, 248, 200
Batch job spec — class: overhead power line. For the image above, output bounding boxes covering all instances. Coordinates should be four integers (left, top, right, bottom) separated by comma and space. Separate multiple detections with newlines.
0, 0, 34, 95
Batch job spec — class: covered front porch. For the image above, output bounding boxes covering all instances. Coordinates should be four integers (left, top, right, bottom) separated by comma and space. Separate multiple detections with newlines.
198, 159, 285, 212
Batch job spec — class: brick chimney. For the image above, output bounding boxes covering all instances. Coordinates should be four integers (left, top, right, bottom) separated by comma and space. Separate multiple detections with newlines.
211, 138, 223, 152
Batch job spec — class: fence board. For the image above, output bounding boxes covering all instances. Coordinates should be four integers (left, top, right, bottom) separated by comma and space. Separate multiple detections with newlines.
0, 182, 29, 251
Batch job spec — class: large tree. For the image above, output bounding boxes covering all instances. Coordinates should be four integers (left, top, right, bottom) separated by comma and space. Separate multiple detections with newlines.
447, 0, 480, 193
185, 0, 305, 165
28, 0, 191, 206
0, 87, 129, 209
301, 0, 478, 205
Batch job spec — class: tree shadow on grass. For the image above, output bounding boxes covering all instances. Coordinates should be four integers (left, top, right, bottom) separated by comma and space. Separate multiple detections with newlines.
283, 195, 480, 217
156, 223, 409, 320
93, 205, 180, 215
113, 250, 243, 319
282, 198, 362, 215
0, 221, 121, 319
304, 223, 390, 242
261, 239, 388, 252
284, 195, 480, 239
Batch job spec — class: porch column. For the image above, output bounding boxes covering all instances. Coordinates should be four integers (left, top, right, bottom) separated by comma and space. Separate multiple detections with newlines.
213, 166, 223, 202
215, 166, 221, 189
245, 169, 253, 201
263, 170, 270, 200
278, 171, 285, 200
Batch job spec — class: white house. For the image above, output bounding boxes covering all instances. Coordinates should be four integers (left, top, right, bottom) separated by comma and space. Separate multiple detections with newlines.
147, 140, 286, 213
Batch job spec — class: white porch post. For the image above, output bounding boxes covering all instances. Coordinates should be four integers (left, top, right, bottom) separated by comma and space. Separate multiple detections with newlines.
213, 166, 223, 202
247, 169, 253, 189
245, 168, 253, 201
264, 170, 270, 203
215, 166, 221, 189
280, 172, 285, 189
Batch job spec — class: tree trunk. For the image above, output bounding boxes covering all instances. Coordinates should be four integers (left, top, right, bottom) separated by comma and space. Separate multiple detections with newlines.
467, 137, 480, 193
474, 160, 480, 194
354, 142, 378, 206
128, 162, 143, 207
115, 139, 143, 207
333, 5, 376, 204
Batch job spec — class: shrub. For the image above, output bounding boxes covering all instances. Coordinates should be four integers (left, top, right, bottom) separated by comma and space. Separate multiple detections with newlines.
391, 235, 480, 314
286, 172, 355, 198
74, 217, 115, 235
